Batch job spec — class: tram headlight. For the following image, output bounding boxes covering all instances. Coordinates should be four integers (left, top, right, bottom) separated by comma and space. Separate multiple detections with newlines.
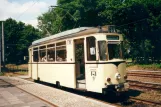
115, 73, 121, 80
107, 77, 111, 82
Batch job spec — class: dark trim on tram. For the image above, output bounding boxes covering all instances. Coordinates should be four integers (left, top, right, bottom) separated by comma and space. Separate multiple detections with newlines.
85, 61, 125, 65
28, 61, 125, 65
28, 62, 76, 64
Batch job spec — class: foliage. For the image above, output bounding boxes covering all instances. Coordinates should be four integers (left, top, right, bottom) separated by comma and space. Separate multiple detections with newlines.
0, 18, 42, 64
37, 0, 161, 64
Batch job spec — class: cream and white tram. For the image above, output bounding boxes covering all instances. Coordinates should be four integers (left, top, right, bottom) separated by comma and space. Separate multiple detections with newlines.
28, 25, 129, 95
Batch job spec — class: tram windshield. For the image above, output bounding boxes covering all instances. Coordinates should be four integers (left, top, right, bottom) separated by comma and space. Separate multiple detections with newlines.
98, 41, 108, 61
98, 41, 123, 61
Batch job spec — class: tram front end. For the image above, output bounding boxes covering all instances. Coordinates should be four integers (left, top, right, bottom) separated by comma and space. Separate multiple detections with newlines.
102, 60, 129, 95
97, 34, 129, 95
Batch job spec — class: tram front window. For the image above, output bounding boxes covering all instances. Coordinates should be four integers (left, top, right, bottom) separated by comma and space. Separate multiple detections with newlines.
98, 41, 123, 61
98, 41, 108, 61
108, 42, 123, 60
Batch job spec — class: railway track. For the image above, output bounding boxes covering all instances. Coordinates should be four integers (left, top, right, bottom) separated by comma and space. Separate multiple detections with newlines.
128, 80, 161, 91
130, 97, 161, 106
30, 79, 161, 107
127, 73, 161, 78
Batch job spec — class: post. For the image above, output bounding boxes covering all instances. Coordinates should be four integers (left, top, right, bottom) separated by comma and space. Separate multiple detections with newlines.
2, 21, 5, 69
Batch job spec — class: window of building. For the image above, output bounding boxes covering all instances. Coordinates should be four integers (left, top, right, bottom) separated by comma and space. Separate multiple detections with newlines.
33, 48, 38, 62
56, 41, 66, 61
39, 46, 47, 62
47, 44, 55, 61
86, 36, 96, 61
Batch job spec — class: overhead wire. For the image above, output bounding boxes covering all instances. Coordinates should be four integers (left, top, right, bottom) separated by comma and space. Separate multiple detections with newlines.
50, 6, 76, 33
14, 0, 160, 30
16, 0, 40, 20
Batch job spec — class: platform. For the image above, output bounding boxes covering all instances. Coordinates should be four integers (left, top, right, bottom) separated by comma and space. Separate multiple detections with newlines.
0, 79, 52, 107
0, 76, 115, 107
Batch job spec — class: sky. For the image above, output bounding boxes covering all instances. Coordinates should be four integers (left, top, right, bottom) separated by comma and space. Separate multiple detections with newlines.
0, 0, 57, 28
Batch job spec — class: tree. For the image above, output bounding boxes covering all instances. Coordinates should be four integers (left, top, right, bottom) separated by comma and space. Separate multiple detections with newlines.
4, 18, 42, 64
38, 0, 161, 64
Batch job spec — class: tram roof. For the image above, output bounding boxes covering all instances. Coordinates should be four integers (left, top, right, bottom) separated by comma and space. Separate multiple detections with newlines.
32, 27, 93, 46
30, 25, 119, 47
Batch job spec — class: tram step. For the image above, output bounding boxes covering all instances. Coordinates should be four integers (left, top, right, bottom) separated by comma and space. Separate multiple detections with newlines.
77, 83, 86, 89
77, 79, 86, 84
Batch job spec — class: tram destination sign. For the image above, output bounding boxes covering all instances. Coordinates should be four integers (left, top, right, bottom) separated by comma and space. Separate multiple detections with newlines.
106, 35, 119, 40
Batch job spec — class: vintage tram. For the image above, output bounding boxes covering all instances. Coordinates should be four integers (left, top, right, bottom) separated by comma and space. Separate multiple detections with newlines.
28, 25, 129, 95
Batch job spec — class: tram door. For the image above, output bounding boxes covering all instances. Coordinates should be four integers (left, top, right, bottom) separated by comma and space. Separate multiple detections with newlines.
85, 36, 99, 92
74, 39, 86, 89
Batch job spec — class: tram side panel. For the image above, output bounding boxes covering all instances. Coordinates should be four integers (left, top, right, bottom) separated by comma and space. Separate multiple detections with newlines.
32, 63, 38, 80
85, 64, 104, 93
28, 49, 32, 78
36, 40, 76, 88
28, 63, 31, 77
38, 64, 75, 88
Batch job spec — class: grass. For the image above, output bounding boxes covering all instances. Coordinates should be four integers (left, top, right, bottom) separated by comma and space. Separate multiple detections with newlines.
139, 63, 161, 69
14, 71, 28, 75
127, 63, 161, 70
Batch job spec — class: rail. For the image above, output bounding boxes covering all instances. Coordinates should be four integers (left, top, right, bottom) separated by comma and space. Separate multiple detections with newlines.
130, 97, 161, 106
128, 73, 161, 78
128, 80, 161, 91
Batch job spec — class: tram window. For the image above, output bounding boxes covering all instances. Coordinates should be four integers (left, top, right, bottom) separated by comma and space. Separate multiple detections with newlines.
47, 44, 55, 48
86, 36, 96, 61
98, 41, 107, 61
40, 46, 46, 49
108, 42, 123, 60
39, 46, 47, 62
33, 48, 38, 62
47, 44, 55, 61
56, 41, 66, 61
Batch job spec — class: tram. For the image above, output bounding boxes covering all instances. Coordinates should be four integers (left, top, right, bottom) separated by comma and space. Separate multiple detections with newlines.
28, 25, 129, 94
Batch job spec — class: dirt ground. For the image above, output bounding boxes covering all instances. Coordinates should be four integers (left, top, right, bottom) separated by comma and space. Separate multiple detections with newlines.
2, 72, 28, 77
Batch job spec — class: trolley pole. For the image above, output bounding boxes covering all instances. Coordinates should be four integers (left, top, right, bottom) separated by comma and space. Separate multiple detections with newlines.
1, 21, 5, 69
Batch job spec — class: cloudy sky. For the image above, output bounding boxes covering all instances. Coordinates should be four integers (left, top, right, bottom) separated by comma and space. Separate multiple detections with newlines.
0, 0, 57, 28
